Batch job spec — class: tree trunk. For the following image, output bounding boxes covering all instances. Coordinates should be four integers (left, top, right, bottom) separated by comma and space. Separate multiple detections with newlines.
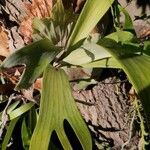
73, 73, 139, 149
1, 0, 148, 149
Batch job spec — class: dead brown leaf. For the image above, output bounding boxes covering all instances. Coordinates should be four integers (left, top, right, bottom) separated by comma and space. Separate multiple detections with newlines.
19, 0, 54, 44
0, 25, 10, 58
1, 66, 24, 85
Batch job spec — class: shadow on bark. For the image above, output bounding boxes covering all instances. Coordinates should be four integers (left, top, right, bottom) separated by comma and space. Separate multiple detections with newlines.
126, 0, 150, 14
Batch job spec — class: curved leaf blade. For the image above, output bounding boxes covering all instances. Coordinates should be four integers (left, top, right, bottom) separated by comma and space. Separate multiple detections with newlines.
0, 38, 60, 90
98, 39, 150, 131
81, 57, 121, 68
30, 65, 92, 150
0, 101, 20, 119
67, 0, 114, 48
63, 43, 111, 65
2, 117, 20, 150
118, 5, 134, 31
9, 102, 34, 120
105, 31, 134, 43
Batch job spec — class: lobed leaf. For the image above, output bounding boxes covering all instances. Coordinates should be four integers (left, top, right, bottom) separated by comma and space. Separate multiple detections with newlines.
0, 38, 60, 90
30, 65, 92, 150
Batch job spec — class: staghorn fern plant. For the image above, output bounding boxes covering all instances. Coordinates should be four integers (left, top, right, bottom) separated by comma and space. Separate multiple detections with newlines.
0, 0, 150, 149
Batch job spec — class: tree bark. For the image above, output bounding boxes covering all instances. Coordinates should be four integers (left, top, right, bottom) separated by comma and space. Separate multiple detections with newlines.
1, 0, 147, 149
73, 74, 139, 149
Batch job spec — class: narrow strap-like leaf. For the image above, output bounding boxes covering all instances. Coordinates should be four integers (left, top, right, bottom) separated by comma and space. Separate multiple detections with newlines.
2, 117, 20, 150
67, 0, 114, 48
9, 102, 34, 120
118, 5, 134, 31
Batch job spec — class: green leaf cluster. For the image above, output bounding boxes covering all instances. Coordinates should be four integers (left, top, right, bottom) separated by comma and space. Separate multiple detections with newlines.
1, 0, 150, 149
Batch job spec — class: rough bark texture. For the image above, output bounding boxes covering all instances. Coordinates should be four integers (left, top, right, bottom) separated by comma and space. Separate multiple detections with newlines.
0, 0, 27, 51
0, 0, 149, 149
118, 0, 150, 39
74, 75, 138, 149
